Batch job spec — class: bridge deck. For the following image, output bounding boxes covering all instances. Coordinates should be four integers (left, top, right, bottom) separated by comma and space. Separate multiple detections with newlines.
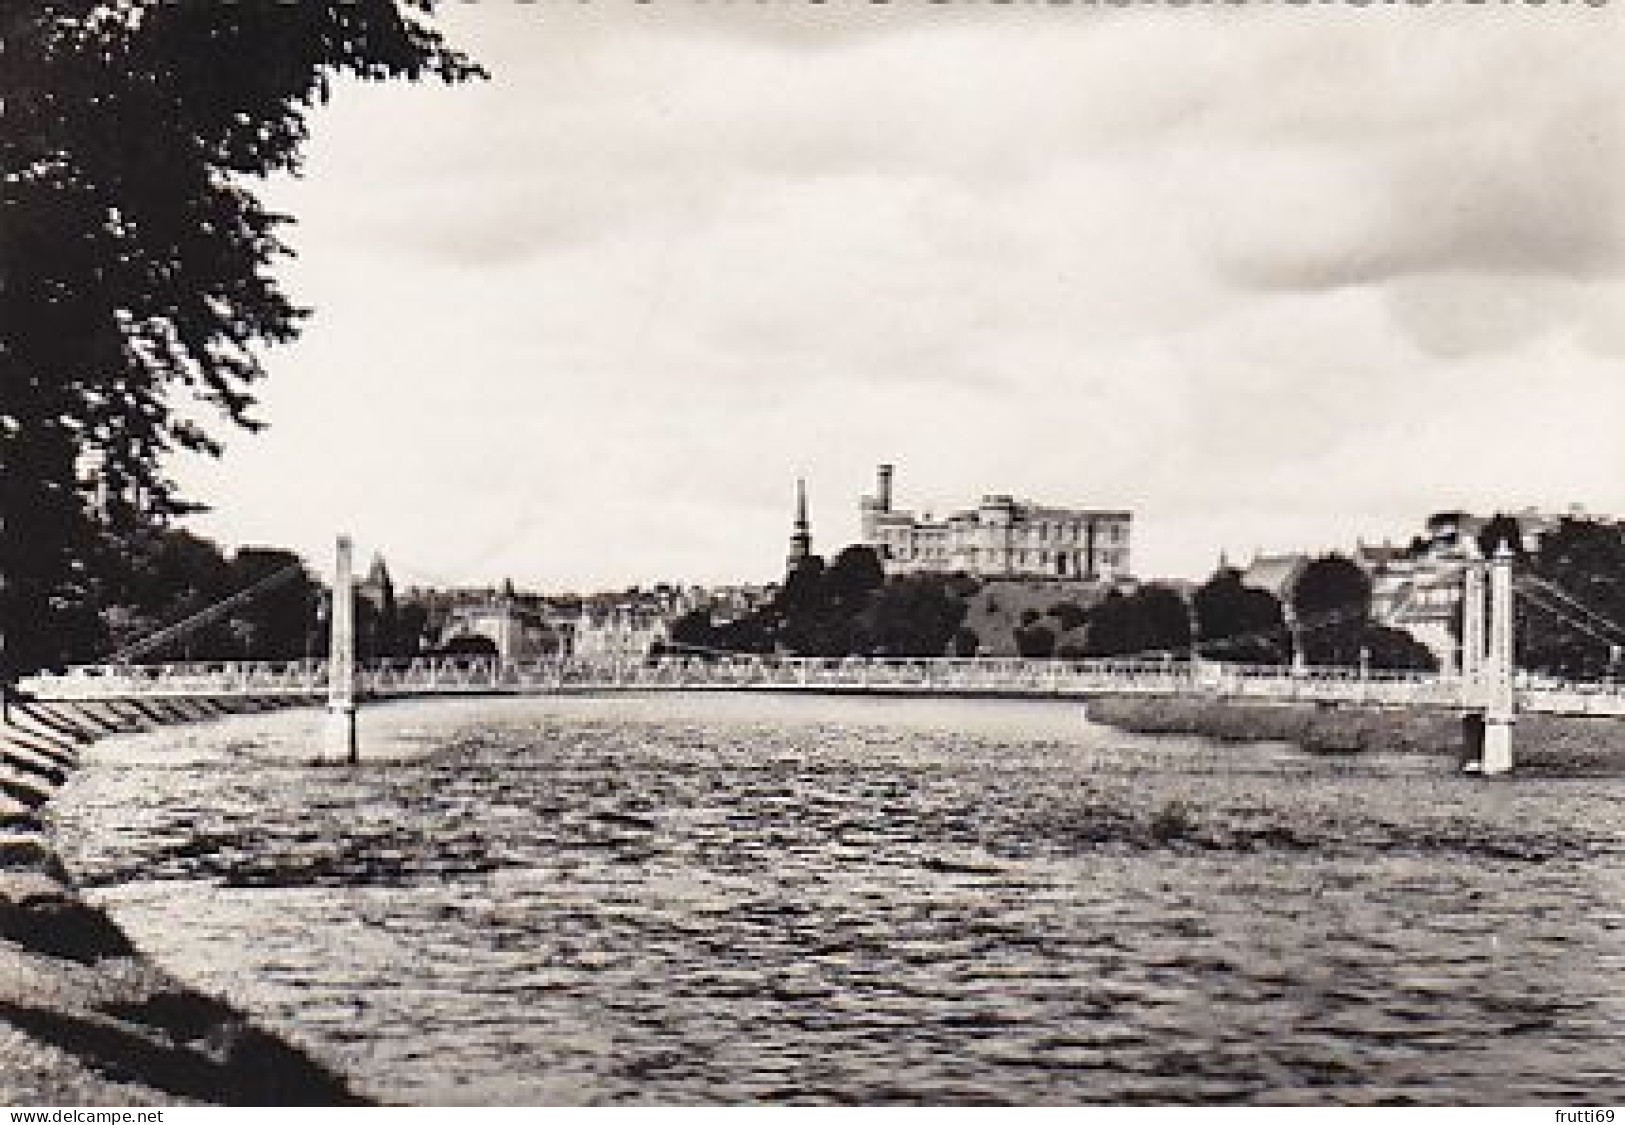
19, 656, 1625, 718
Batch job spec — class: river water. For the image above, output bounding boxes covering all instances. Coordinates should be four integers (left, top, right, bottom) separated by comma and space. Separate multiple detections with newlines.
47, 693, 1625, 1104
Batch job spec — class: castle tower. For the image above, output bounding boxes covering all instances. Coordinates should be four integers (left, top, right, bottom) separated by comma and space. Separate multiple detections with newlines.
788, 477, 813, 571
860, 463, 893, 542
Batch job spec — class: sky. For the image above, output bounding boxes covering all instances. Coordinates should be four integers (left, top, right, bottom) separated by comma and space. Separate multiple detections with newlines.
172, 1, 1625, 593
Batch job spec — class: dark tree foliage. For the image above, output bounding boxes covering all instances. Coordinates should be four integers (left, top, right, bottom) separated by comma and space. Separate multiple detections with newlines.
395, 601, 431, 657
863, 573, 970, 657
774, 555, 841, 655
1084, 585, 1191, 659
717, 548, 981, 658
1192, 567, 1288, 665
99, 527, 232, 659
824, 545, 885, 608
1359, 623, 1437, 673
1289, 554, 1436, 671
776, 556, 826, 618
0, 427, 107, 671
93, 528, 324, 662
442, 635, 498, 658
1014, 622, 1055, 658
1477, 514, 1524, 560
665, 609, 720, 655
1291, 555, 1371, 623
1137, 585, 1194, 655
1081, 591, 1132, 657
1291, 554, 1368, 666
951, 626, 979, 657
232, 547, 322, 660
1048, 601, 1088, 632
713, 614, 774, 656
664, 606, 776, 659
1518, 518, 1625, 679
1, 2, 481, 674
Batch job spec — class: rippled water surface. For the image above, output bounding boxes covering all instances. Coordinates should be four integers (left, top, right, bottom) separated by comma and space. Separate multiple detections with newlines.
49, 694, 1625, 1103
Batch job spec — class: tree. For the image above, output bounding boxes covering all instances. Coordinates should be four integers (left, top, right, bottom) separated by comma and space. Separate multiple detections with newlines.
1014, 622, 1055, 658
1519, 518, 1625, 679
1292, 555, 1370, 622
92, 532, 326, 663
1291, 554, 1371, 666
1084, 585, 1191, 658
1135, 585, 1194, 656
395, 601, 430, 657
1360, 623, 1437, 672
230, 547, 321, 660
863, 573, 970, 656
1288, 554, 1435, 671
1083, 591, 1134, 657
1048, 601, 1089, 632
1477, 514, 1524, 560
666, 609, 720, 655
951, 626, 979, 657
0, 447, 106, 672
823, 545, 885, 608
776, 556, 826, 619
1192, 567, 1288, 665
98, 526, 234, 660
1, 3, 481, 673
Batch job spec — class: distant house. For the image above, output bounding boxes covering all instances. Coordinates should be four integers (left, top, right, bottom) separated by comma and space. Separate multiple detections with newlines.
1363, 508, 1599, 673
1238, 553, 1308, 605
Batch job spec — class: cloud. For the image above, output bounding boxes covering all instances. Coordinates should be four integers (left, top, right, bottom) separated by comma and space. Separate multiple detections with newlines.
1202, 15, 1625, 294
199, 5, 1625, 588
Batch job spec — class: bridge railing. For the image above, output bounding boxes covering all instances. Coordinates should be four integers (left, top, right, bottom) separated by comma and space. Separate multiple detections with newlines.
17, 654, 1423, 699
19, 653, 1625, 717
17, 659, 329, 699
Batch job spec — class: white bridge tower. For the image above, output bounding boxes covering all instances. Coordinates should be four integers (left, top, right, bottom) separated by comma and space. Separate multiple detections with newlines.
328, 534, 358, 764
1462, 543, 1516, 775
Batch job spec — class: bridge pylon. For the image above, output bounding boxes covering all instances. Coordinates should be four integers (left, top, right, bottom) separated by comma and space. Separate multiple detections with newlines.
327, 534, 359, 764
1480, 543, 1516, 774
1462, 559, 1487, 694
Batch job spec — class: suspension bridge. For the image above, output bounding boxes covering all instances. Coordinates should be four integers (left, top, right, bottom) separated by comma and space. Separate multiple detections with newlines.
13, 536, 1625, 775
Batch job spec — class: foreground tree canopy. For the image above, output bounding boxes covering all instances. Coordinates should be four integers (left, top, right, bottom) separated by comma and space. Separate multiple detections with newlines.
1, 1, 481, 672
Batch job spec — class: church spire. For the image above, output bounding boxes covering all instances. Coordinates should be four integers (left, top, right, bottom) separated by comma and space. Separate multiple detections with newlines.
787, 477, 813, 571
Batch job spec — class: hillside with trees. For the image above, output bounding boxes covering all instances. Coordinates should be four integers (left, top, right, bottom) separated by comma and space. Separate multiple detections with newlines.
667, 547, 979, 659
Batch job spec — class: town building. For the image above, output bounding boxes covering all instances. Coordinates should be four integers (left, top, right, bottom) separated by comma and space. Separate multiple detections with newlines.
1234, 508, 1606, 673
414, 579, 678, 663
857, 464, 1131, 580
569, 606, 669, 661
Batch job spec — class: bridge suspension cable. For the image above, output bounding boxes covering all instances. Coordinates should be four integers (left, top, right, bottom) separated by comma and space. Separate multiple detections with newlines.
1517, 575, 1625, 647
104, 560, 310, 664
1515, 584, 1625, 654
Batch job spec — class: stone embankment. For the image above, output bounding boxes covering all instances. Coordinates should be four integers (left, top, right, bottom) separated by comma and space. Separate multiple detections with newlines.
0, 694, 365, 1106
1086, 694, 1625, 774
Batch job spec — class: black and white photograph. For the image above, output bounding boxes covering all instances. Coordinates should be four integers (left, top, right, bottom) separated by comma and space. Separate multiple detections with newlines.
3, 0, 1624, 1110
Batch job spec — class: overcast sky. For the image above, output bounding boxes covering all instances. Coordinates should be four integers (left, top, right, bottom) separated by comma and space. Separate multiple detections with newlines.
173, 2, 1625, 592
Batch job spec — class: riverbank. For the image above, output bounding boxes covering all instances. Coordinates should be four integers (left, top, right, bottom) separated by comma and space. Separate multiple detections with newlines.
1, 697, 367, 1106
1085, 694, 1625, 774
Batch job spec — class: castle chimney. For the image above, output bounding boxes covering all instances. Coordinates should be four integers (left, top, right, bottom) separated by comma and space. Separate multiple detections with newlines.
876, 463, 894, 513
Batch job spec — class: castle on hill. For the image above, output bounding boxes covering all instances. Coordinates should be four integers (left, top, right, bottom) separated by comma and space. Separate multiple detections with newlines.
855, 464, 1132, 581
